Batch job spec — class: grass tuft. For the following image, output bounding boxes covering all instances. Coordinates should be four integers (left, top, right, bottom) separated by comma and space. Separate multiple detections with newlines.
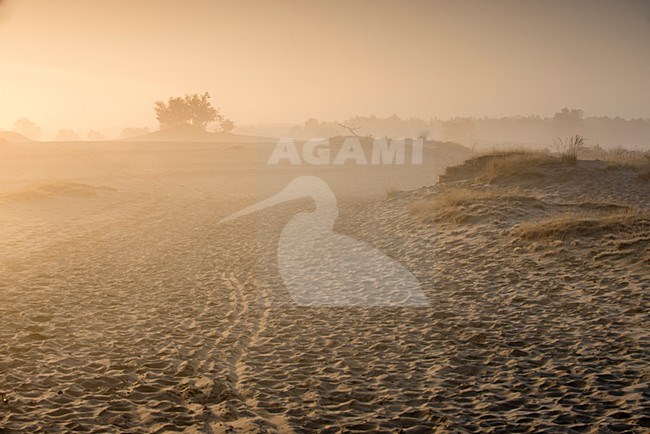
553, 135, 587, 164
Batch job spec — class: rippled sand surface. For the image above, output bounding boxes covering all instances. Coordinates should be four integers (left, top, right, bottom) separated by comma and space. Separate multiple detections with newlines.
1, 141, 648, 432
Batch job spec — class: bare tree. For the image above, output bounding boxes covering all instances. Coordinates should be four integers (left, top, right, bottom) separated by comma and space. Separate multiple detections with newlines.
337, 121, 362, 137
418, 130, 431, 142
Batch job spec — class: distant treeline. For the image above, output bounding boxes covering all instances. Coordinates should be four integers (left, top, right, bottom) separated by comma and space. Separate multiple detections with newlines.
239, 109, 650, 150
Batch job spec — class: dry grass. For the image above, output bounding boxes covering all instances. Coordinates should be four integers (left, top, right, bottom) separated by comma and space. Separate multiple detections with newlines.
634, 154, 650, 181
638, 165, 650, 181
481, 151, 559, 183
554, 135, 588, 164
574, 201, 630, 212
513, 210, 650, 240
410, 187, 538, 224
605, 161, 636, 171
385, 187, 401, 199
608, 157, 650, 181
445, 144, 650, 185
585, 147, 650, 180
434, 187, 536, 207
482, 145, 548, 156
477, 145, 650, 182
438, 147, 565, 184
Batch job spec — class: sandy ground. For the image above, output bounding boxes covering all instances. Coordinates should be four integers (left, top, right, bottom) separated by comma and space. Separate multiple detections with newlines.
0, 141, 648, 432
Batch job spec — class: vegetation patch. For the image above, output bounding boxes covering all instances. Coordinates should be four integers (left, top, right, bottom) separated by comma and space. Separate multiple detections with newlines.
553, 135, 587, 164
410, 187, 539, 224
513, 210, 650, 240
481, 151, 559, 183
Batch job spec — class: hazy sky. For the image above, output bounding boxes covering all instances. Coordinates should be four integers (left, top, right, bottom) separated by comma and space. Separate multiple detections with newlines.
1, 0, 649, 136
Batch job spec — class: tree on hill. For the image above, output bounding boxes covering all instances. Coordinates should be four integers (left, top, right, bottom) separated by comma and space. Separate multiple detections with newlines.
154, 97, 191, 128
220, 118, 235, 133
13, 118, 42, 140
154, 92, 222, 131
186, 93, 221, 130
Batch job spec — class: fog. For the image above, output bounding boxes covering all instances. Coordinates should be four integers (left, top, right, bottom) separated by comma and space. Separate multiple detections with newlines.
1, 0, 649, 139
2, 2, 650, 432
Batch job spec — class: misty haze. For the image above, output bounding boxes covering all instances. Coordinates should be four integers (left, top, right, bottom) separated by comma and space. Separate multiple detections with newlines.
1, 1, 649, 433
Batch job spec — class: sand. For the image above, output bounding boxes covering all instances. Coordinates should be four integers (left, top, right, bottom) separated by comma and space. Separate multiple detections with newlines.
0, 141, 648, 432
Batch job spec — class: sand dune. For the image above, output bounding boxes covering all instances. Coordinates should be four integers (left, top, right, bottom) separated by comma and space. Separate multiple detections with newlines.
0, 132, 32, 144
120, 126, 275, 144
0, 144, 648, 432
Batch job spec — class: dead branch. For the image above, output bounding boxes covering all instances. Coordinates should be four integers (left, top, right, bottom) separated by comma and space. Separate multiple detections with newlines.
337, 122, 362, 137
